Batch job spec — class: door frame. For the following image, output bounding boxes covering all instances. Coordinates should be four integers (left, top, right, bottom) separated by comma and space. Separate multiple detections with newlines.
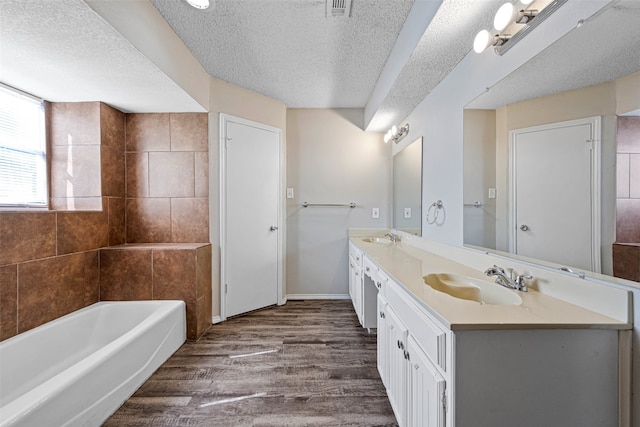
219, 113, 285, 321
508, 116, 601, 272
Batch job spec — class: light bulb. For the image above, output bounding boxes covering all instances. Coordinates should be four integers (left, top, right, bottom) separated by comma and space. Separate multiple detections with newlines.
384, 133, 390, 143
391, 125, 398, 136
185, 0, 210, 9
473, 30, 493, 53
494, 3, 515, 31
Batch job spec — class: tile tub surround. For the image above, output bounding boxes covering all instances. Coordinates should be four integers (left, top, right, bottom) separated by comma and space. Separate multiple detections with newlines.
125, 113, 208, 244
99, 243, 212, 340
613, 243, 640, 282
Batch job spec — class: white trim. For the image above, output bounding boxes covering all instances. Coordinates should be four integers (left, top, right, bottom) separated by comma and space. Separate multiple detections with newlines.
286, 294, 351, 300
219, 113, 284, 322
508, 116, 601, 273
211, 315, 222, 324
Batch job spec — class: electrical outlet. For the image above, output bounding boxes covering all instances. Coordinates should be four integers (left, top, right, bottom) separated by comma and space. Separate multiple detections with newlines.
404, 208, 411, 219
372, 207, 380, 219
286, 188, 294, 199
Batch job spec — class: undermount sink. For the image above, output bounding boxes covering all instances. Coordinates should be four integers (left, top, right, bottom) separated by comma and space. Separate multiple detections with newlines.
423, 273, 522, 306
361, 237, 393, 244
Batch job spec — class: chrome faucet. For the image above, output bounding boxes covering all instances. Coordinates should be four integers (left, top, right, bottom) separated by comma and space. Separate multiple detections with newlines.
484, 265, 532, 292
384, 233, 400, 243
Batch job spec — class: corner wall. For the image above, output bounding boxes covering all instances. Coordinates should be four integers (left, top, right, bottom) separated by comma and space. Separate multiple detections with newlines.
286, 108, 390, 298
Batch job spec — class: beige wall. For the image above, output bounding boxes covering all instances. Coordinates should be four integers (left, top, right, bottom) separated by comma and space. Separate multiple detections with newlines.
286, 108, 390, 297
208, 77, 287, 318
463, 109, 496, 249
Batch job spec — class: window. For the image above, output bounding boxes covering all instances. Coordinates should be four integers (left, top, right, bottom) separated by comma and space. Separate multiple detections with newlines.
0, 85, 47, 208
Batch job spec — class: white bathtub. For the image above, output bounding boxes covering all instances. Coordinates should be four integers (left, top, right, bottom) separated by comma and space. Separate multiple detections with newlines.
0, 300, 186, 427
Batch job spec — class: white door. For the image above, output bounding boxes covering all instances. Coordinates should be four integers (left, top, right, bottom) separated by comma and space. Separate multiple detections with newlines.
407, 336, 446, 427
511, 117, 600, 272
222, 115, 281, 318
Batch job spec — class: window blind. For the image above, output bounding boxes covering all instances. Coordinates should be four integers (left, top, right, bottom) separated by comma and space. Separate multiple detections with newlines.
0, 85, 47, 207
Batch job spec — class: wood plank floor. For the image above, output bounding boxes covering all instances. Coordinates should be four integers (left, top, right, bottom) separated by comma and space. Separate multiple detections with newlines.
104, 300, 398, 426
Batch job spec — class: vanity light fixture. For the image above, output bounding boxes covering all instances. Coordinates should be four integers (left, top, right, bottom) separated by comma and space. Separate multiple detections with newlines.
473, 0, 567, 55
184, 0, 210, 10
384, 123, 410, 144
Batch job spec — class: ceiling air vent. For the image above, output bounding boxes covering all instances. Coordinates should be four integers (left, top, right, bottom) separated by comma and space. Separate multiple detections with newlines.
327, 0, 352, 17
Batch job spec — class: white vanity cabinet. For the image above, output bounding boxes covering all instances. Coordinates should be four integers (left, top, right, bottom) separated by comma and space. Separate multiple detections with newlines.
379, 278, 449, 427
347, 243, 362, 318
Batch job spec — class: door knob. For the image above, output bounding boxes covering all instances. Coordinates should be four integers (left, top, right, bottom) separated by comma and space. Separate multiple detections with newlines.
270, 225, 278, 231
520, 224, 529, 231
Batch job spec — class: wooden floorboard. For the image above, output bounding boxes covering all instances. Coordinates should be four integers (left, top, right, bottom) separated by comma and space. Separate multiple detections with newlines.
104, 300, 398, 426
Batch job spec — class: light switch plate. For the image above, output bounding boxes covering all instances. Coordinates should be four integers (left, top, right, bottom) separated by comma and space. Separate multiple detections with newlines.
372, 207, 380, 219
404, 208, 411, 218
488, 188, 496, 199
286, 188, 294, 199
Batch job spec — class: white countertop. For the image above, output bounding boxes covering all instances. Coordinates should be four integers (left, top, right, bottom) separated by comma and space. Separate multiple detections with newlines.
350, 235, 631, 331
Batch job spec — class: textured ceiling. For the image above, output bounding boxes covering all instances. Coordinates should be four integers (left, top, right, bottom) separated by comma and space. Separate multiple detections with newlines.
1, 0, 635, 126
467, 0, 640, 109
0, 0, 204, 113
149, 0, 415, 108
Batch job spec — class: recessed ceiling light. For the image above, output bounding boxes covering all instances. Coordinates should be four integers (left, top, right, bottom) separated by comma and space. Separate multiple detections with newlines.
185, 0, 210, 10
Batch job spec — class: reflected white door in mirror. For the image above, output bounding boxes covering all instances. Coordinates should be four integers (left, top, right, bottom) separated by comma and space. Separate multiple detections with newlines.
510, 117, 601, 273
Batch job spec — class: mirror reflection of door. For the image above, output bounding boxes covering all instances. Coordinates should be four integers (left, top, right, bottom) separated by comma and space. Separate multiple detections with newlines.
510, 117, 601, 272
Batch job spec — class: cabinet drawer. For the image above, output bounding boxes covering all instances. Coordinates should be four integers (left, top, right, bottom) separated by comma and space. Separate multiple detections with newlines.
386, 280, 447, 372
363, 256, 377, 278
348, 243, 363, 266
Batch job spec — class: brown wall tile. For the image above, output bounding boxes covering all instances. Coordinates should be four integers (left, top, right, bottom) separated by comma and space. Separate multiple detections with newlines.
617, 153, 630, 199
195, 152, 209, 197
0, 265, 18, 340
170, 113, 208, 152
196, 245, 212, 299
613, 244, 640, 282
108, 197, 126, 246
100, 103, 125, 150
50, 102, 100, 146
184, 299, 198, 340
630, 154, 640, 199
0, 212, 56, 265
18, 254, 86, 333
148, 152, 195, 197
171, 198, 209, 243
616, 199, 640, 243
101, 145, 125, 198
152, 250, 196, 301
100, 249, 152, 300
57, 211, 109, 255
196, 291, 212, 339
51, 144, 102, 198
617, 117, 640, 153
126, 153, 149, 198
126, 198, 172, 243
84, 250, 100, 305
126, 114, 170, 152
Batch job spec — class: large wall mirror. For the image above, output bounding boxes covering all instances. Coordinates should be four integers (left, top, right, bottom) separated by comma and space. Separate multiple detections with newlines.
393, 137, 422, 234
463, 0, 640, 282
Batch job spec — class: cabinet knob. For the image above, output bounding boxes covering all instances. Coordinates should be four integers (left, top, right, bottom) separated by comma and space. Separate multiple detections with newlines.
366, 266, 370, 272
397, 340, 401, 349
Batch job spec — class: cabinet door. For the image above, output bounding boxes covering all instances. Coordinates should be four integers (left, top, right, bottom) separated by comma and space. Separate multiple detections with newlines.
386, 306, 409, 426
377, 294, 388, 388
407, 336, 446, 427
354, 264, 362, 324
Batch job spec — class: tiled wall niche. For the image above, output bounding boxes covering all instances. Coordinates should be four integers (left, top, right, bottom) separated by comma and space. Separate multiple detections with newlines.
613, 116, 640, 282
0, 106, 212, 341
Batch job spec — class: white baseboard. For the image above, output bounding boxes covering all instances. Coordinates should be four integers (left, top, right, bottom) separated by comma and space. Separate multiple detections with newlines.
211, 315, 222, 324
286, 294, 350, 300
